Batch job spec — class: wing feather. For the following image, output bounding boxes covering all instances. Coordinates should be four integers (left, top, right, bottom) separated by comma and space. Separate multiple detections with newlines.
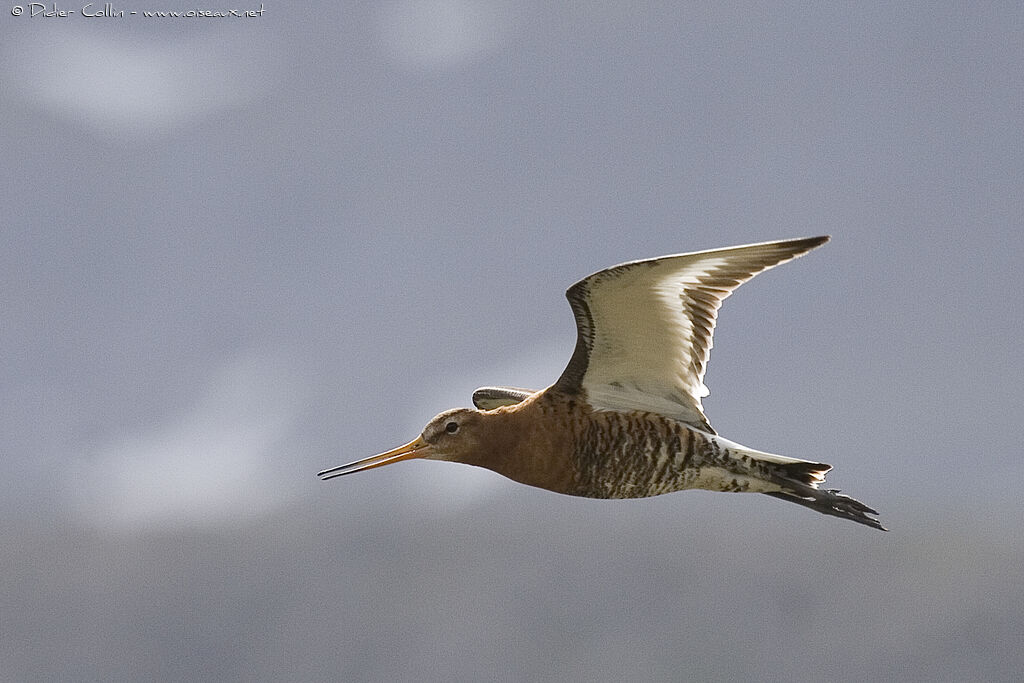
552, 236, 830, 431
472, 386, 536, 410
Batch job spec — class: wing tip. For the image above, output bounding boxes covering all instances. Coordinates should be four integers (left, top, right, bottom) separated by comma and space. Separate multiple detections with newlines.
472, 386, 535, 410
771, 234, 830, 256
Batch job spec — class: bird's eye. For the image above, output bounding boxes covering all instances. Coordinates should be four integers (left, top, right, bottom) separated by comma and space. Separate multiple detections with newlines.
445, 421, 459, 434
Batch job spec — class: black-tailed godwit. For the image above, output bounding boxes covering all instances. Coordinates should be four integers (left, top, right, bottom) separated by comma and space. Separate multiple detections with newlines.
318, 236, 884, 530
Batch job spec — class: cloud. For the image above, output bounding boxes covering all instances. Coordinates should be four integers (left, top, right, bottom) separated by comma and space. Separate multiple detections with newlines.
72, 353, 299, 530
376, 0, 515, 70
2, 24, 276, 139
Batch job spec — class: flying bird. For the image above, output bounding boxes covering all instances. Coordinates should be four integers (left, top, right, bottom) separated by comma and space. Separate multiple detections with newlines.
319, 236, 884, 530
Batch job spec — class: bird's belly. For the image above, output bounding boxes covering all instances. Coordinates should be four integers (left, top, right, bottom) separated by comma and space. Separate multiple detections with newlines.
569, 420, 772, 499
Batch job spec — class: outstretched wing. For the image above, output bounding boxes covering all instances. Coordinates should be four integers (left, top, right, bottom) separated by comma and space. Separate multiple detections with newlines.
552, 236, 830, 432
472, 386, 536, 410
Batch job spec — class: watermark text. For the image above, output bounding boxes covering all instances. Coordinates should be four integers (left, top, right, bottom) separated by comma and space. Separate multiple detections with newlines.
11, 2, 266, 17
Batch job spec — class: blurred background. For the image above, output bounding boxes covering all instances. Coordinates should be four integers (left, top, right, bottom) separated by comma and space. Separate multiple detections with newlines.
2, 2, 1022, 681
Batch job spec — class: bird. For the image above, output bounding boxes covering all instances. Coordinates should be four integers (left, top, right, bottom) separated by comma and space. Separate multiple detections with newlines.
319, 236, 884, 530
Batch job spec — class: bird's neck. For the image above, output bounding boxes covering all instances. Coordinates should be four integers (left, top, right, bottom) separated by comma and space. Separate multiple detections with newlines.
465, 398, 578, 495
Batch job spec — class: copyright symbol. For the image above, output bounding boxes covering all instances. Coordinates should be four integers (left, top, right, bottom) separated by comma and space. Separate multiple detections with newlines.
12, 5, 23, 14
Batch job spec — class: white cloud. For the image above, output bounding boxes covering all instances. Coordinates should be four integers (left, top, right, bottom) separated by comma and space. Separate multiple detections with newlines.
3, 25, 275, 139
73, 353, 299, 530
377, 0, 514, 70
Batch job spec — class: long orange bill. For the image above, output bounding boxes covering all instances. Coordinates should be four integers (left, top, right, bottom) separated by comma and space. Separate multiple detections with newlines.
317, 436, 430, 481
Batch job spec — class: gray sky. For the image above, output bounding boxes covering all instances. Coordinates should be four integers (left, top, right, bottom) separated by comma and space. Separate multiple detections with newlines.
3, 2, 1023, 681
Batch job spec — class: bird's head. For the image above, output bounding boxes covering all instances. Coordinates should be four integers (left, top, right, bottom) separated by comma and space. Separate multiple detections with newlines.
317, 407, 492, 480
